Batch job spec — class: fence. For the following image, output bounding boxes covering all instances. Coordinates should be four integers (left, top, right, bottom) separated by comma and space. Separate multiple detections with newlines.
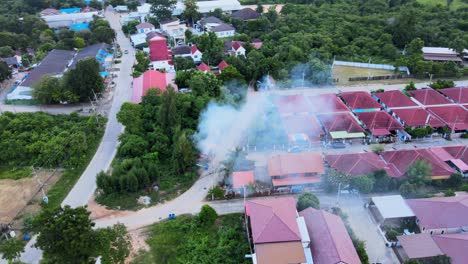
333, 60, 410, 74
349, 74, 415, 82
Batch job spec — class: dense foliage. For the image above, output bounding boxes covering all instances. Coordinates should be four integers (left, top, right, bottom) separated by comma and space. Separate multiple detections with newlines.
0, 112, 105, 168
138, 212, 250, 264
297, 192, 320, 211
0, 61, 11, 82
33, 206, 131, 263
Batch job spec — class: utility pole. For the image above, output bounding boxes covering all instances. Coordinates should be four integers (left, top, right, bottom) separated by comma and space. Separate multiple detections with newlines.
302, 70, 305, 88
336, 182, 342, 207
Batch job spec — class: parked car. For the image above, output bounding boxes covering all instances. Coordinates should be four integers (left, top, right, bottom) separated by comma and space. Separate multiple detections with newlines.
331, 142, 346, 149
124, 50, 129, 54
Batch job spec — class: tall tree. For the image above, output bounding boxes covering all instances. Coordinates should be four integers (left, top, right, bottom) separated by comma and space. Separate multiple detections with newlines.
63, 58, 104, 102
181, 0, 200, 26
149, 0, 177, 22
406, 159, 432, 186
158, 86, 180, 136
96, 224, 131, 264
0, 238, 24, 263
172, 131, 195, 176
117, 102, 143, 135
296, 192, 320, 211
0, 61, 11, 82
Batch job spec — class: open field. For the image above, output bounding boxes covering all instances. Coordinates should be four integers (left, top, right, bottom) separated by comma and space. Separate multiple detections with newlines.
416, 0, 468, 9
0, 170, 60, 226
332, 65, 397, 85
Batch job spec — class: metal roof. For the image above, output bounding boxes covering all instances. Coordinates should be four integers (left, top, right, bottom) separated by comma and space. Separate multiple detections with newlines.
371, 195, 415, 219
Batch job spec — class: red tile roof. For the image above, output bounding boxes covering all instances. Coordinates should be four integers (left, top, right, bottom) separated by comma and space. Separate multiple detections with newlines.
245, 197, 301, 244
149, 38, 170, 62
271, 176, 321, 187
325, 152, 399, 177
197, 62, 211, 72
406, 195, 468, 230
131, 70, 176, 103
427, 105, 468, 131
381, 149, 455, 179
218, 60, 229, 71
136, 22, 154, 29
441, 146, 468, 164
232, 41, 243, 51
339, 91, 382, 110
355, 111, 404, 136
374, 90, 418, 108
408, 88, 452, 106
307, 93, 349, 113
267, 153, 324, 177
190, 44, 200, 54
232, 171, 254, 189
398, 233, 444, 259
432, 233, 468, 264
391, 107, 445, 128
252, 42, 263, 49
300, 208, 361, 264
317, 112, 365, 133
274, 95, 311, 115
281, 115, 324, 142
439, 87, 468, 104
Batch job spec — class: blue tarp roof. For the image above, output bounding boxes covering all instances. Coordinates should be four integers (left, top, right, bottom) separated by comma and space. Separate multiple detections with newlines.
60, 8, 81, 14
70, 23, 90, 31
100, 72, 109, 77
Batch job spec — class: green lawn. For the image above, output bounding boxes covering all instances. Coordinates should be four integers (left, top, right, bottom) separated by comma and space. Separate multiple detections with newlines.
132, 213, 250, 264
0, 167, 32, 180
416, 0, 468, 9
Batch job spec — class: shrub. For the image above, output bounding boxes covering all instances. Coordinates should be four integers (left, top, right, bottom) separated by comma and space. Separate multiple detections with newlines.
386, 229, 400, 242
445, 173, 462, 188
444, 189, 455, 197
350, 175, 375, 193
198, 205, 218, 226
206, 186, 224, 200
461, 133, 468, 139
296, 192, 320, 211
428, 79, 455, 90
459, 184, 468, 192
399, 182, 417, 197
404, 81, 416, 91
371, 144, 385, 154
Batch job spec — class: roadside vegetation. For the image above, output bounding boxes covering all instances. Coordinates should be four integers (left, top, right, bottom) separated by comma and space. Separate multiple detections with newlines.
132, 206, 250, 264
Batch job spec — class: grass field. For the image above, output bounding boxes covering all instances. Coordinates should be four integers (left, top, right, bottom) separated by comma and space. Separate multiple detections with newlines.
416, 0, 468, 9
332, 65, 397, 85
0, 167, 32, 180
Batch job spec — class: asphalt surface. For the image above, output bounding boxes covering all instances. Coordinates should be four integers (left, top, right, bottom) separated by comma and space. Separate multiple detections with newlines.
16, 11, 135, 264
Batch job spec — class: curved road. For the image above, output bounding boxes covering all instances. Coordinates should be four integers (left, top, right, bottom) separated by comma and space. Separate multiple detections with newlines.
18, 11, 135, 264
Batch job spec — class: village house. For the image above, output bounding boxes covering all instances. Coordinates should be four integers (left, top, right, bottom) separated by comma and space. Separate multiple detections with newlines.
224, 41, 246, 57
136, 22, 155, 34
172, 44, 202, 63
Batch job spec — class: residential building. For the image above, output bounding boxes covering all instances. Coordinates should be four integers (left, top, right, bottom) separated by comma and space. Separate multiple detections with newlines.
130, 33, 148, 48
317, 112, 365, 141
172, 44, 202, 63
406, 194, 468, 234
224, 41, 246, 57
391, 107, 445, 129
210, 23, 235, 38
373, 90, 418, 109
197, 62, 211, 72
326, 152, 399, 178
218, 60, 229, 72
121, 12, 143, 25
131, 70, 177, 103
306, 93, 349, 113
148, 36, 174, 72
231, 171, 254, 193
300, 208, 361, 264
231, 8, 261, 21
427, 106, 468, 132
439, 87, 468, 105
69, 43, 111, 71
40, 8, 99, 28
274, 95, 311, 116
267, 153, 324, 188
430, 146, 468, 176
136, 22, 155, 34
422, 47, 462, 63
339, 91, 382, 112
408, 88, 453, 106
368, 195, 416, 226
245, 197, 310, 264
159, 19, 187, 45
281, 115, 324, 144
355, 111, 405, 140
199, 16, 223, 30
177, 0, 242, 14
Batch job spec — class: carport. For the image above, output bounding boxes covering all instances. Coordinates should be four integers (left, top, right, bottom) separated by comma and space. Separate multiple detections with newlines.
369, 195, 415, 227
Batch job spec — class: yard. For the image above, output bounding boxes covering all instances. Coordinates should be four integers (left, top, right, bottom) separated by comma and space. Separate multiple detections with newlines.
332, 65, 398, 85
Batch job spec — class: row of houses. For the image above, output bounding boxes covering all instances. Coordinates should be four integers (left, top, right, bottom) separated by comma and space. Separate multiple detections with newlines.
7, 44, 112, 101
422, 47, 468, 65
273, 87, 468, 145
245, 196, 361, 264
231, 145, 467, 192
369, 194, 468, 264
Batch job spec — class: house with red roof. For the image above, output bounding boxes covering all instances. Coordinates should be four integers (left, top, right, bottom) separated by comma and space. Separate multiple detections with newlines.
224, 40, 246, 57
274, 95, 311, 116
197, 62, 211, 72
439, 87, 468, 105
172, 44, 202, 63
218, 60, 229, 72
131, 70, 177, 103
281, 114, 324, 144
267, 153, 324, 188
231, 170, 254, 192
406, 194, 468, 234
380, 149, 455, 179
408, 88, 453, 106
245, 197, 309, 264
391, 107, 445, 129
317, 112, 366, 141
427, 105, 468, 132
373, 90, 418, 109
325, 152, 399, 178
339, 91, 382, 112
306, 93, 349, 113
430, 146, 468, 175
148, 36, 174, 72
398, 233, 468, 264
300, 208, 361, 264
355, 111, 404, 140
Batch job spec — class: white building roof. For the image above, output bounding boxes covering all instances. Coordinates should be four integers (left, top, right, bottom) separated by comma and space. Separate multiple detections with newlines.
422, 47, 458, 55
172, 0, 241, 15
137, 3, 152, 14
130, 33, 147, 46
371, 195, 415, 219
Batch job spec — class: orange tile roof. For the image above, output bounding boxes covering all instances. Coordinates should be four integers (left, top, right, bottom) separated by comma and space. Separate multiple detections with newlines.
232, 171, 254, 189
267, 153, 324, 177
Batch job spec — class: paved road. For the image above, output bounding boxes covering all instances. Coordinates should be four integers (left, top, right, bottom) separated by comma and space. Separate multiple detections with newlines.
17, 11, 135, 264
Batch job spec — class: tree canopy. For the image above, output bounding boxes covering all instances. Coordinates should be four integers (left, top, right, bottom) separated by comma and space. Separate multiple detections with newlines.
296, 192, 320, 211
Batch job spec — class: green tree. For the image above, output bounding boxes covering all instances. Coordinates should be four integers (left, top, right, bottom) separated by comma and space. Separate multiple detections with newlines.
445, 173, 462, 188
122, 20, 139, 35
350, 175, 375, 193
172, 131, 195, 175
444, 189, 455, 197
198, 205, 217, 226
371, 169, 394, 192
117, 102, 143, 135
195, 32, 224, 65
97, 224, 131, 264
0, 238, 24, 263
371, 144, 385, 154
33, 75, 78, 104
181, 0, 200, 26
63, 58, 104, 102
159, 86, 180, 136
0, 46, 14, 57
399, 182, 417, 197
256, 4, 264, 14
218, 65, 244, 83
33, 206, 98, 263
406, 159, 431, 186
188, 71, 221, 97
324, 169, 351, 192
405, 81, 416, 91
74, 37, 86, 48
173, 56, 196, 71
296, 192, 320, 211
148, 0, 177, 21
0, 61, 12, 82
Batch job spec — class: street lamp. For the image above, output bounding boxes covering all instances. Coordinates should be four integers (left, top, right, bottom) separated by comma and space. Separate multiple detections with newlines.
425, 72, 433, 84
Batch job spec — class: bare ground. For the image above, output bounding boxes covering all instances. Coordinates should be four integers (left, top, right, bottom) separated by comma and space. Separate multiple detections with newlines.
125, 228, 150, 264
332, 65, 396, 85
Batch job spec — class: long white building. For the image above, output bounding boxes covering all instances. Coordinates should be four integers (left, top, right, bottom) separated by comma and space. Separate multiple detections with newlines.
41, 11, 100, 28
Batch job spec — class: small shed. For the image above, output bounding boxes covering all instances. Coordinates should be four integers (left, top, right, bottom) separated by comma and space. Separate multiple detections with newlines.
369, 195, 415, 227
232, 171, 254, 191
